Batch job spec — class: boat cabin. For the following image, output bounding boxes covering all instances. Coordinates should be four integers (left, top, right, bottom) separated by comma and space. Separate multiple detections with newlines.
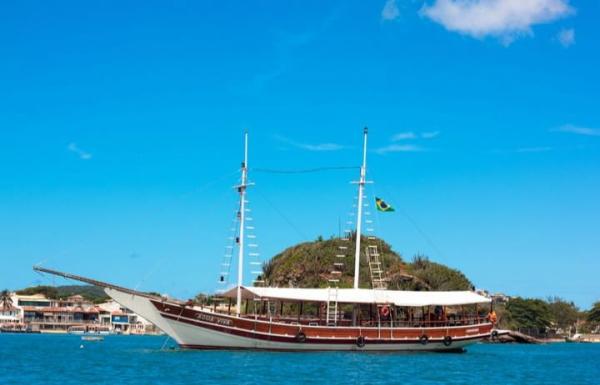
217, 286, 492, 328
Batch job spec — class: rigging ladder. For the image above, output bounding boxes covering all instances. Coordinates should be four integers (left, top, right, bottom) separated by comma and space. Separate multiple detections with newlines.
326, 286, 339, 326
326, 231, 350, 326
366, 244, 386, 289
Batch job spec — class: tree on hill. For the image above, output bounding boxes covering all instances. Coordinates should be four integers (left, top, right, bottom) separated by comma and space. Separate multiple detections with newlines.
504, 297, 552, 332
547, 297, 579, 330
588, 302, 600, 324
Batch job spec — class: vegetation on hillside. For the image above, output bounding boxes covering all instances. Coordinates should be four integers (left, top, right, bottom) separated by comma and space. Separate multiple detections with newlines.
494, 296, 589, 335
257, 235, 473, 291
16, 285, 109, 304
393, 255, 473, 291
501, 297, 553, 331
588, 302, 600, 325
547, 297, 580, 330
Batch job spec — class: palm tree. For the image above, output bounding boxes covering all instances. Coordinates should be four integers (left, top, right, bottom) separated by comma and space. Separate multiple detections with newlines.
1, 289, 13, 311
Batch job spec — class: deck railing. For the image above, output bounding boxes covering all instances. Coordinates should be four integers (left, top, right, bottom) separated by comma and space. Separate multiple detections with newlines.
239, 314, 489, 328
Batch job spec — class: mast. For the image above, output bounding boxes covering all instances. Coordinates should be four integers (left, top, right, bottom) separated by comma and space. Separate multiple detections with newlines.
353, 127, 369, 289
236, 131, 249, 316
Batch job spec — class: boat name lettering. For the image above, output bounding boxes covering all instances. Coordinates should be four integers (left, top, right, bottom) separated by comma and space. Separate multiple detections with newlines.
195, 313, 233, 326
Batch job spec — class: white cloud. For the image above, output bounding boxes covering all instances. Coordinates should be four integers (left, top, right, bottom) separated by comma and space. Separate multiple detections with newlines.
382, 0, 401, 21
392, 131, 440, 141
276, 135, 347, 151
67, 143, 92, 160
297, 143, 346, 151
421, 131, 440, 139
375, 144, 425, 154
421, 0, 575, 44
552, 124, 600, 137
557, 28, 575, 47
392, 132, 417, 141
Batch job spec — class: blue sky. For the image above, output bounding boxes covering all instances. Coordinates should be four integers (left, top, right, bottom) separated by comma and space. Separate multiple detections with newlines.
1, 0, 598, 308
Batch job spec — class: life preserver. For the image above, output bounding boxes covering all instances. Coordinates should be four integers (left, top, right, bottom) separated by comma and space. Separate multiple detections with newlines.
491, 330, 499, 341
295, 331, 307, 343
419, 334, 429, 345
320, 303, 327, 312
443, 336, 453, 346
356, 336, 366, 348
380, 306, 390, 318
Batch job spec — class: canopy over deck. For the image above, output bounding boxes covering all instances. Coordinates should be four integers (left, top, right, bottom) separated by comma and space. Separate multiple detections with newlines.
222, 286, 491, 307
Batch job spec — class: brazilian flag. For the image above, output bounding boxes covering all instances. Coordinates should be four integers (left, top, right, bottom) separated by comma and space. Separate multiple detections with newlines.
375, 197, 395, 212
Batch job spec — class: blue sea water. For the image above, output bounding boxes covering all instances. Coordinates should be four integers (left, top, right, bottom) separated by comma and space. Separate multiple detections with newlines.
1, 334, 599, 385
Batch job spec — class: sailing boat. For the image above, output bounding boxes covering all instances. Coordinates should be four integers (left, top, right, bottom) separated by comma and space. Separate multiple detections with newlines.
35, 129, 493, 351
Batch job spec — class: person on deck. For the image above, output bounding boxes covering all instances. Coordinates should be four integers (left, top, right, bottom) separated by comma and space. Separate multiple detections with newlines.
487, 310, 498, 325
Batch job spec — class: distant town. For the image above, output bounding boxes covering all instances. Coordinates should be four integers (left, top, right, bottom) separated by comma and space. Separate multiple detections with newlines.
0, 289, 161, 335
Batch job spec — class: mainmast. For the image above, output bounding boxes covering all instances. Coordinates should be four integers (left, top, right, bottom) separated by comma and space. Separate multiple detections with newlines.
353, 127, 369, 289
236, 131, 249, 316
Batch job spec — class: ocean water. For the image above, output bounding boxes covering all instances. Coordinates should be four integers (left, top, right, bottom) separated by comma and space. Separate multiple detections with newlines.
1, 334, 599, 385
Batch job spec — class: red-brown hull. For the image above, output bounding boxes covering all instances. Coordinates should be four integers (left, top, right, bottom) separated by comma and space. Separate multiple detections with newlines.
149, 299, 492, 351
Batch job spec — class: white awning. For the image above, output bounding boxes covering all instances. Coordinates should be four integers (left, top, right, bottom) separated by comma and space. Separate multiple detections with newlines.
222, 286, 490, 307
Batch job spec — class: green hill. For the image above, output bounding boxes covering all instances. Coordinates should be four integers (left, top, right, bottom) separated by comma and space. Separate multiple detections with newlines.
257, 235, 473, 291
16, 285, 110, 304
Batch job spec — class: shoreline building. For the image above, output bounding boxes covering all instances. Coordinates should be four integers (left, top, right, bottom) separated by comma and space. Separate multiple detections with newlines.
0, 304, 21, 327
0, 291, 160, 334
96, 300, 159, 335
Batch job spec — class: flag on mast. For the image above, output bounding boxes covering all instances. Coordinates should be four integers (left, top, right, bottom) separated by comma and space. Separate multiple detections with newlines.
375, 197, 395, 212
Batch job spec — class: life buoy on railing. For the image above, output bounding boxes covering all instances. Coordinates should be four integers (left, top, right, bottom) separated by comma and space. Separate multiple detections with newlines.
320, 303, 327, 312
295, 331, 307, 343
356, 335, 366, 348
379, 305, 390, 318
491, 330, 499, 341
419, 334, 429, 345
443, 336, 453, 346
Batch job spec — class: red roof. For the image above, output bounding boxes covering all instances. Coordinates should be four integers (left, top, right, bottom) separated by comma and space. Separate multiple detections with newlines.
22, 306, 98, 313
0, 306, 20, 312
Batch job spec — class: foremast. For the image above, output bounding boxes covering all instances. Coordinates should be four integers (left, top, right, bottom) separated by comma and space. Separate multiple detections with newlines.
353, 127, 370, 289
236, 131, 249, 316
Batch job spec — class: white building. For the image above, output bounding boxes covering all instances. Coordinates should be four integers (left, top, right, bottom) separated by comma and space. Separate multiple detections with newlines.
1, 291, 160, 334
96, 299, 160, 335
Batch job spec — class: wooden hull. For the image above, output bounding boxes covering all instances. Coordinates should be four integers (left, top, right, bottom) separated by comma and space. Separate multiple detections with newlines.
106, 288, 492, 352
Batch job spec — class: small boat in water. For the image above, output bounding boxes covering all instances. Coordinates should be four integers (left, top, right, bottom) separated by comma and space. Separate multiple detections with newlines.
34, 129, 493, 352
0, 326, 40, 334
68, 325, 111, 335
565, 333, 600, 343
81, 335, 104, 341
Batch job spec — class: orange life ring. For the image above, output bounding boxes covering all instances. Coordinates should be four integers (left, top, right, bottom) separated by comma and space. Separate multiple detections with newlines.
380, 305, 390, 318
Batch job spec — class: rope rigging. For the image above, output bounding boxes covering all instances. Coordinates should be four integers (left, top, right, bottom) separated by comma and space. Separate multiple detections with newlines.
251, 166, 359, 174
